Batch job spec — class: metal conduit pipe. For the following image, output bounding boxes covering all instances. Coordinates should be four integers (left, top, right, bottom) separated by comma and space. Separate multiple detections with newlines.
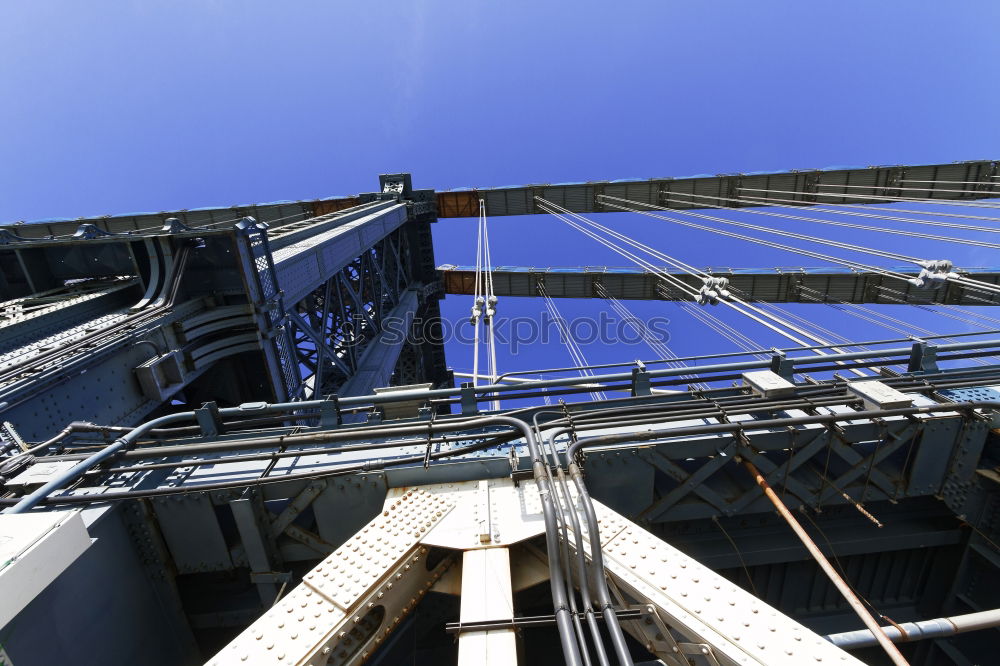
567, 462, 633, 665
0, 431, 518, 506
306, 338, 1000, 410
546, 400, 1000, 665
564, 401, 1000, 461
7, 395, 998, 510
535, 418, 633, 666
96, 432, 525, 474
824, 609, 1000, 649
743, 459, 909, 666
535, 413, 613, 666
470, 352, 1000, 405
498, 413, 585, 666
30, 368, 1000, 473
4, 411, 196, 513
58, 387, 881, 470
40, 386, 823, 463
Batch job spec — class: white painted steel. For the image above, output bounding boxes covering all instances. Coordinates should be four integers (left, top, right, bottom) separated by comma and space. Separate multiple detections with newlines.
567, 497, 865, 666
0, 510, 91, 628
457, 548, 517, 666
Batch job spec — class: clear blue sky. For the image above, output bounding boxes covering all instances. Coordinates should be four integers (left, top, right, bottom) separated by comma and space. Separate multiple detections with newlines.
2, 1, 999, 390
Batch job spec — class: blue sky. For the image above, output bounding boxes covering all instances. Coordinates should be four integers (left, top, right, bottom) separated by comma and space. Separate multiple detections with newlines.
2, 1, 999, 391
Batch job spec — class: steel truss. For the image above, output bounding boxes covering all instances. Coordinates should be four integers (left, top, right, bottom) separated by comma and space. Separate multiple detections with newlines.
207, 479, 864, 666
287, 228, 415, 399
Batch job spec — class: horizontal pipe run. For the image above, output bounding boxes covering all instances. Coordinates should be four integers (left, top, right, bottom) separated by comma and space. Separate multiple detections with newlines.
825, 609, 1000, 649
53, 386, 868, 464
5, 399, 999, 508
565, 400, 1000, 461
4, 412, 194, 513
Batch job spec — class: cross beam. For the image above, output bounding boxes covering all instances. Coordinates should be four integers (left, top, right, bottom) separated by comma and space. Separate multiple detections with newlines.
439, 265, 1000, 305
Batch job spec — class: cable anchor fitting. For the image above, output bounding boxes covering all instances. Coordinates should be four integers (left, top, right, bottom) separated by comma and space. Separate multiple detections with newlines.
908, 259, 959, 289
697, 276, 731, 305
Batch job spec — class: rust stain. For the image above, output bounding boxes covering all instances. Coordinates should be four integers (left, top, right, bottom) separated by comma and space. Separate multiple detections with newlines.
436, 191, 480, 218
310, 197, 363, 217
442, 269, 476, 295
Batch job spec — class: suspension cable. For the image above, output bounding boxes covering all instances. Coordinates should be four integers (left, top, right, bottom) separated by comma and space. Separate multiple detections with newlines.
814, 182, 999, 197
601, 195, 927, 265
600, 195, 1000, 299
539, 198, 868, 373
736, 192, 1000, 223
663, 189, 1000, 237
739, 185, 1000, 210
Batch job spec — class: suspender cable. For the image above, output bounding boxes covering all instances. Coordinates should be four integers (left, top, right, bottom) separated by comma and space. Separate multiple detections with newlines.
481, 199, 500, 410
595, 282, 708, 390
538, 281, 608, 401
470, 200, 501, 408
471, 202, 485, 388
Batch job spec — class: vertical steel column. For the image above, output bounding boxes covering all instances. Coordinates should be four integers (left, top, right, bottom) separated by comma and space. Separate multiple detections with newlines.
457, 548, 518, 666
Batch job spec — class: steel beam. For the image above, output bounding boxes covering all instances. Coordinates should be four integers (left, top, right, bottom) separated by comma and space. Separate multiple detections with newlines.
271, 202, 408, 307
435, 160, 1000, 218
440, 265, 1000, 305
567, 496, 866, 666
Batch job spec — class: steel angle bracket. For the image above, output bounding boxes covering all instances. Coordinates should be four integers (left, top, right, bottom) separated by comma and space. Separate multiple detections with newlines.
206, 487, 457, 666
567, 500, 864, 666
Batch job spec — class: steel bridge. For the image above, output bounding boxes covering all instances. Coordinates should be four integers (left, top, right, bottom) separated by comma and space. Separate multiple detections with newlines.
0, 161, 998, 666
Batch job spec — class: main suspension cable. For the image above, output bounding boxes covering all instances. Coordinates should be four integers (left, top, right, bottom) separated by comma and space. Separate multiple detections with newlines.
739, 185, 1000, 210
663, 189, 1000, 237
600, 195, 1000, 299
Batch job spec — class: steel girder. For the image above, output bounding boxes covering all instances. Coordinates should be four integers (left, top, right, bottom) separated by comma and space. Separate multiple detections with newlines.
579, 409, 991, 524
439, 265, 1000, 306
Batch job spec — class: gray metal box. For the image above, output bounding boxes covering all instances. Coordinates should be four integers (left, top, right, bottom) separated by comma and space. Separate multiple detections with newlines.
846, 380, 913, 410
742, 370, 795, 398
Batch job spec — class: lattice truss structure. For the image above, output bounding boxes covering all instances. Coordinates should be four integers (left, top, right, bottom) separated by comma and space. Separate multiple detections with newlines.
0, 162, 999, 666
286, 229, 416, 398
